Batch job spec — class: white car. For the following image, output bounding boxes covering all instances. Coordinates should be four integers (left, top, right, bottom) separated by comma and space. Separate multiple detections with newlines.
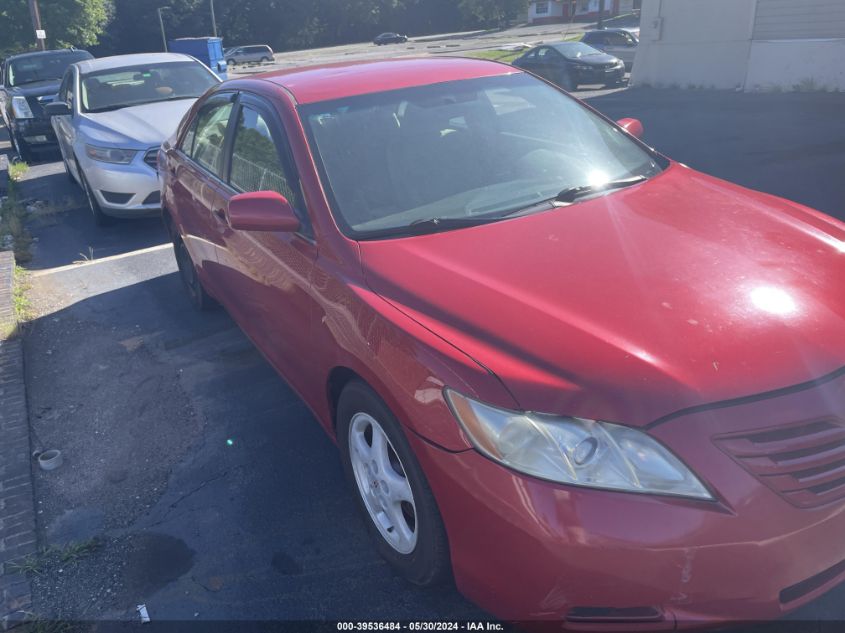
47, 52, 220, 225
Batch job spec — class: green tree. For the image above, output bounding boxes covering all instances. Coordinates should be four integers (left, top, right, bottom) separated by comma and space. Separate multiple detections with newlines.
0, 0, 110, 56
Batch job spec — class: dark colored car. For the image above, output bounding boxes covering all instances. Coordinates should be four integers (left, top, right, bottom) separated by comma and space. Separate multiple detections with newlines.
160, 56, 845, 626
512, 41, 625, 91
373, 32, 408, 45
0, 48, 93, 161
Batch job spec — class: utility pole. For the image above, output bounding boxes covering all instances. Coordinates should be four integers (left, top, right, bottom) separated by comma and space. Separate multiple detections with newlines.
158, 7, 169, 52
210, 0, 218, 38
27, 0, 46, 51
597, 0, 606, 28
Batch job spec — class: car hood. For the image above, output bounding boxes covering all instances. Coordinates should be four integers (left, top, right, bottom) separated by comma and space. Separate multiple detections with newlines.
6, 78, 61, 97
79, 99, 197, 147
359, 165, 845, 427
568, 51, 620, 65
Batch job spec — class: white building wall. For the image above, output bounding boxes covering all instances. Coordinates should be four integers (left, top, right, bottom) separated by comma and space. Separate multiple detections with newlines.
631, 0, 845, 91
746, 39, 845, 91
631, 0, 756, 90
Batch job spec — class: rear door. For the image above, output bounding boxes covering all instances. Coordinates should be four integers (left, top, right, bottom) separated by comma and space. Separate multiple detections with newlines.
210, 91, 320, 394
166, 92, 237, 295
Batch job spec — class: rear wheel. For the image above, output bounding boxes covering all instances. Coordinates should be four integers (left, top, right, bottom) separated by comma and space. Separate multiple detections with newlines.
174, 238, 217, 311
260, 56, 271, 63
226, 58, 235, 67
337, 381, 450, 586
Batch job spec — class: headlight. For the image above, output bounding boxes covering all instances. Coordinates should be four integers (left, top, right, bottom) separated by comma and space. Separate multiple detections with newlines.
11, 96, 33, 119
445, 390, 713, 500
85, 145, 138, 164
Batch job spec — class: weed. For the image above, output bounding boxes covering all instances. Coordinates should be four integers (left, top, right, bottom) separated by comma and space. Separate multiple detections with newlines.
13, 265, 32, 322
19, 612, 75, 633
8, 160, 29, 182
0, 180, 33, 262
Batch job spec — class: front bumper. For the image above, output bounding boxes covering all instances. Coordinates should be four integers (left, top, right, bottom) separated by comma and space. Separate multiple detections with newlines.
12, 117, 57, 147
411, 372, 845, 627
572, 66, 625, 85
81, 149, 161, 218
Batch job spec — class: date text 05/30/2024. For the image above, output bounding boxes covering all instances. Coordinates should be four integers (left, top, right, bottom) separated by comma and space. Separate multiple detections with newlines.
337, 623, 504, 631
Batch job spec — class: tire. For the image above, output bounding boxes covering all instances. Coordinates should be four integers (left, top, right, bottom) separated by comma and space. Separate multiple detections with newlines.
261, 56, 271, 63
174, 237, 217, 311
77, 159, 112, 227
337, 381, 450, 586
62, 155, 76, 183
560, 70, 576, 91
12, 133, 33, 163
226, 59, 235, 67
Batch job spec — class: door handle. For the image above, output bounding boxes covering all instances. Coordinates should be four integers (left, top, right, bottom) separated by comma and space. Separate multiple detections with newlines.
212, 207, 226, 221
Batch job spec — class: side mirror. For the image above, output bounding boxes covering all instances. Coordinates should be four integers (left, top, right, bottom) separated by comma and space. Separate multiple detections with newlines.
617, 117, 643, 139
44, 101, 71, 117
227, 191, 300, 233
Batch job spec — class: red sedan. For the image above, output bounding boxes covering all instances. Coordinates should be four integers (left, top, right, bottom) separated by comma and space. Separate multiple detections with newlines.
159, 57, 845, 627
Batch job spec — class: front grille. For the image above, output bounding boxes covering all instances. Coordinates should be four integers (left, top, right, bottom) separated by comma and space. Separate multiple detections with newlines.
715, 419, 845, 508
144, 147, 159, 171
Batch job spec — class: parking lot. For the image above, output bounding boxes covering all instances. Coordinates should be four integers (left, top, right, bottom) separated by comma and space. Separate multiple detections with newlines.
6, 80, 845, 628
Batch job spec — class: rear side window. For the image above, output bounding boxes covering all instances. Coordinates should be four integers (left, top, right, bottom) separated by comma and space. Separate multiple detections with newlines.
190, 101, 233, 177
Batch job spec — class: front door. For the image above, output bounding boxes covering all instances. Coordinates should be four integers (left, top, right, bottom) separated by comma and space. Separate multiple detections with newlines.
211, 91, 320, 395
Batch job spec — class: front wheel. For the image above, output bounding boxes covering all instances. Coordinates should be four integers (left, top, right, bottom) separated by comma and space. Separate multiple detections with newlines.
12, 133, 33, 163
337, 381, 450, 586
261, 56, 271, 63
226, 58, 235, 67
77, 160, 112, 227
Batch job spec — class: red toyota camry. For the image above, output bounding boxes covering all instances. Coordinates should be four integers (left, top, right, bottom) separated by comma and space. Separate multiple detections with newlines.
159, 57, 845, 628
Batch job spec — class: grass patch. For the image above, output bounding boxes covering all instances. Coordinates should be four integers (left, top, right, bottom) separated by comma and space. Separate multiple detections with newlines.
13, 265, 32, 322
0, 179, 33, 263
19, 613, 76, 633
460, 48, 524, 63
460, 33, 582, 65
8, 160, 29, 182
7, 539, 101, 576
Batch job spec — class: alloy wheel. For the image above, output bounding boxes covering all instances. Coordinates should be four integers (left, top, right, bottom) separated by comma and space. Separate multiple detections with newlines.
348, 412, 418, 554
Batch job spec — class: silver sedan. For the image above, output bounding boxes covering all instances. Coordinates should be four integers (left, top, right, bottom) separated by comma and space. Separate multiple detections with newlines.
47, 52, 220, 225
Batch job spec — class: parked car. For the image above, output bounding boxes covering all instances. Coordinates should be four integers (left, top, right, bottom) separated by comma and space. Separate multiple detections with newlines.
46, 52, 220, 226
512, 42, 625, 90
224, 44, 274, 66
597, 10, 641, 38
373, 32, 408, 45
582, 28, 638, 69
0, 48, 93, 162
160, 56, 845, 626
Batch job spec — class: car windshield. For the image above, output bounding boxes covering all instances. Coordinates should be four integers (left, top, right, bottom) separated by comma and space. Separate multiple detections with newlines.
552, 42, 604, 59
80, 61, 218, 113
7, 51, 90, 87
301, 73, 665, 239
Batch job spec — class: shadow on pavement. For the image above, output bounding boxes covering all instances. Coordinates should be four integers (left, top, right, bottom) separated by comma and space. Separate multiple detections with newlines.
25, 268, 483, 621
584, 88, 845, 223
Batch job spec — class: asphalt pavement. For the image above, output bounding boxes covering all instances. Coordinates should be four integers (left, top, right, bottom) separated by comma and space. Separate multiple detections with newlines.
7, 81, 845, 627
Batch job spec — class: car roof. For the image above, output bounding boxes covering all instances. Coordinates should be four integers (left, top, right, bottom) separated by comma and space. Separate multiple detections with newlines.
257, 57, 520, 104
6, 49, 88, 61
74, 52, 195, 74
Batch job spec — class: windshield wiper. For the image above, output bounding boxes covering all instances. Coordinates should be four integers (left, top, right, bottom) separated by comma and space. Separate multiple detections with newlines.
408, 216, 504, 231
555, 175, 647, 203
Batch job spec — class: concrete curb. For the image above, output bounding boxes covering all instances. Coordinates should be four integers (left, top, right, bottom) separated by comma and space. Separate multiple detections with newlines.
0, 251, 35, 631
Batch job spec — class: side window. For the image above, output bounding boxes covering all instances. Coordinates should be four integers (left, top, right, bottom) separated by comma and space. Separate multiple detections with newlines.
191, 101, 234, 176
606, 32, 628, 46
229, 103, 311, 235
